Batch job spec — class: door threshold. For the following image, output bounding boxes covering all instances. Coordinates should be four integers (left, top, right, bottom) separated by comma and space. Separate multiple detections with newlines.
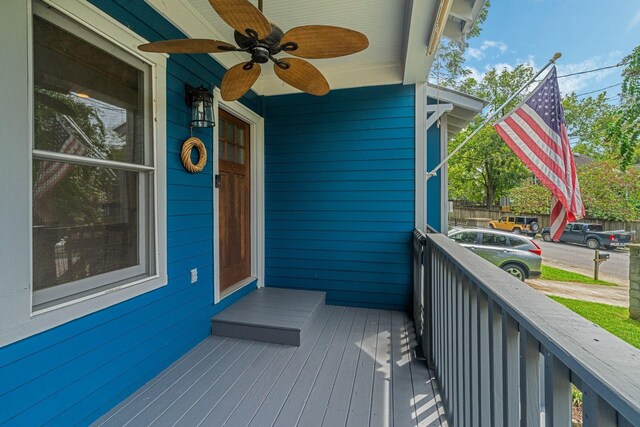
220, 277, 257, 300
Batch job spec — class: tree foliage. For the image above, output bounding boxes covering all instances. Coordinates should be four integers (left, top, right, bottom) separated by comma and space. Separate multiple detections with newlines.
562, 92, 617, 159
610, 45, 640, 170
578, 160, 640, 220
448, 65, 536, 208
509, 183, 551, 215
509, 160, 640, 221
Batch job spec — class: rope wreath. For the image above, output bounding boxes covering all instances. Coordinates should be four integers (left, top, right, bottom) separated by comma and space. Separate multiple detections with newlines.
180, 137, 207, 173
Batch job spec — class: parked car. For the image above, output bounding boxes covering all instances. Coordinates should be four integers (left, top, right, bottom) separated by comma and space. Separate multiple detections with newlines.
489, 215, 540, 236
448, 228, 542, 281
541, 222, 632, 249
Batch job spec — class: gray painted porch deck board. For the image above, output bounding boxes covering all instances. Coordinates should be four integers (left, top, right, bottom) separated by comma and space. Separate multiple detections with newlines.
94, 305, 447, 427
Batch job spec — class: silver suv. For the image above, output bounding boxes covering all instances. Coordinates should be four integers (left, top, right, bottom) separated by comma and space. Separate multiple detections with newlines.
448, 228, 542, 281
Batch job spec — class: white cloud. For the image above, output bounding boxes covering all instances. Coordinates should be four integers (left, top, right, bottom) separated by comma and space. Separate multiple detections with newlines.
465, 40, 509, 60
467, 47, 484, 60
491, 63, 514, 73
627, 8, 640, 32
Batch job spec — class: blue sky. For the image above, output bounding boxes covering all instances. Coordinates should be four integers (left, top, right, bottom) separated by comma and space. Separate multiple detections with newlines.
461, 0, 640, 99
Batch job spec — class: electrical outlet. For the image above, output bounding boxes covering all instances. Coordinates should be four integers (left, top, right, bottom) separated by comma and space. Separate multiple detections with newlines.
190, 268, 198, 284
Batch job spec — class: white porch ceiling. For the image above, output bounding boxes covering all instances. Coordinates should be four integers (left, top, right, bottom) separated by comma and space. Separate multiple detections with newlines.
145, 0, 484, 96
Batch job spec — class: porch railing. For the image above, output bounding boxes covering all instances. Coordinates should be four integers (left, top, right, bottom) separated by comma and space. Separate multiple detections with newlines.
413, 229, 640, 426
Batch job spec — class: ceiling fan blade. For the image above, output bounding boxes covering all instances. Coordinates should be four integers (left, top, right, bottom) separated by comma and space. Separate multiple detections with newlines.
274, 58, 330, 96
208, 0, 272, 40
280, 25, 369, 59
221, 62, 261, 101
138, 39, 237, 53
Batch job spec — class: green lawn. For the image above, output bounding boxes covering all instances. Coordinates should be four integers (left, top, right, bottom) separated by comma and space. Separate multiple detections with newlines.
550, 296, 640, 349
540, 265, 616, 286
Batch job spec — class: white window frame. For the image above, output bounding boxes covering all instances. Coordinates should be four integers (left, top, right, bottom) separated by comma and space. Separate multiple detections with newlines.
0, 0, 168, 347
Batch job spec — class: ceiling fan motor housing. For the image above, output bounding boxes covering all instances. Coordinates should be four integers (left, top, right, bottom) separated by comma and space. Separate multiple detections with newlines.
234, 23, 285, 64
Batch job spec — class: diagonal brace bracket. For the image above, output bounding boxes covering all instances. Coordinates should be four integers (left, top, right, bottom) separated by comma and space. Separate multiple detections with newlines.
425, 103, 453, 130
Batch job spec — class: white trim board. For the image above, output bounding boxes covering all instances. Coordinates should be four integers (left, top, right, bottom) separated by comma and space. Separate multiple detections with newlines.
212, 88, 265, 304
414, 83, 427, 231
439, 113, 449, 233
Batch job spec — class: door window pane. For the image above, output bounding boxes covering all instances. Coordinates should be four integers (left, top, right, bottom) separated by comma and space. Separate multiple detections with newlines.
225, 120, 234, 143
236, 128, 245, 147
33, 15, 146, 165
32, 160, 139, 291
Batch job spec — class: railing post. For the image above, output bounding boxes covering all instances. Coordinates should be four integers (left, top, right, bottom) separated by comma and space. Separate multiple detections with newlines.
423, 235, 433, 367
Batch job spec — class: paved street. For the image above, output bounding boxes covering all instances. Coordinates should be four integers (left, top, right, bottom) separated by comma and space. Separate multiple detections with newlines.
534, 239, 630, 285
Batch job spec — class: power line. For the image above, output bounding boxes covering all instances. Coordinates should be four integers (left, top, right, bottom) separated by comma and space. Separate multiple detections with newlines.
557, 62, 624, 79
534, 61, 625, 82
575, 82, 622, 97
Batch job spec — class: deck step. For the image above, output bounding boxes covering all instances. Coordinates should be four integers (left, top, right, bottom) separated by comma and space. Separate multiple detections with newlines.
211, 287, 326, 346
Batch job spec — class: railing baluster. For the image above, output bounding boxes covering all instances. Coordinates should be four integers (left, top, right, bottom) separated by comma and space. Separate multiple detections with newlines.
490, 300, 504, 427
544, 349, 572, 426
456, 267, 465, 426
520, 329, 541, 427
463, 278, 471, 426
447, 257, 455, 418
581, 383, 616, 427
470, 284, 480, 426
502, 313, 520, 426
478, 290, 491, 427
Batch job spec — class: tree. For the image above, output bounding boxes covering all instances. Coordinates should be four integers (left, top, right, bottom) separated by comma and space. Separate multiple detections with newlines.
610, 45, 640, 170
562, 92, 618, 159
448, 64, 536, 208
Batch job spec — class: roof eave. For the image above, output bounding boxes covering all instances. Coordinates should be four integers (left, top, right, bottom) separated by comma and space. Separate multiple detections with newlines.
402, 0, 487, 85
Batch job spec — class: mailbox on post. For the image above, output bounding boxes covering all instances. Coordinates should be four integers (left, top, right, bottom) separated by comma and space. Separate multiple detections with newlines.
593, 249, 609, 280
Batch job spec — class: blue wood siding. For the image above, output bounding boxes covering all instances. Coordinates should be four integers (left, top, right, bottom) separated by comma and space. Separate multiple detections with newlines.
0, 1, 259, 425
264, 85, 415, 311
426, 97, 443, 231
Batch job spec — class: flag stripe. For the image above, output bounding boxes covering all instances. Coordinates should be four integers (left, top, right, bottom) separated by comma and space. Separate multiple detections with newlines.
501, 116, 569, 193
518, 105, 565, 158
514, 107, 565, 166
495, 122, 570, 203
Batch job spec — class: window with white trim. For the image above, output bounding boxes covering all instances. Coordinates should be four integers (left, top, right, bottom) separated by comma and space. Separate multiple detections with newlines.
31, 4, 158, 310
32, 4, 155, 308
0, 0, 167, 346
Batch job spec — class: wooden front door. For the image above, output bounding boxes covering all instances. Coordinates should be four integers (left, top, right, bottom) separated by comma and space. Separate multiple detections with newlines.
218, 110, 251, 292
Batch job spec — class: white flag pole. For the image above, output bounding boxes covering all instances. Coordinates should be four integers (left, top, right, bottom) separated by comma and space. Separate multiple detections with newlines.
425, 52, 562, 181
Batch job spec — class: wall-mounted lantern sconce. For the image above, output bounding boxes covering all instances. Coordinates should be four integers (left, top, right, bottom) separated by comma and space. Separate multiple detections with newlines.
185, 84, 214, 128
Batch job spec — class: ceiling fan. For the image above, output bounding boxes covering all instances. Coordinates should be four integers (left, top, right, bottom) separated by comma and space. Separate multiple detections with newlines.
139, 0, 369, 101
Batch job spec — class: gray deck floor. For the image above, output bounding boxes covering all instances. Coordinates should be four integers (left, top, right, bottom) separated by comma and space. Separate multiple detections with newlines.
94, 306, 447, 427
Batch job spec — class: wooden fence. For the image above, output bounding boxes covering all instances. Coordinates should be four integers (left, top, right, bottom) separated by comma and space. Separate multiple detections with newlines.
449, 206, 640, 242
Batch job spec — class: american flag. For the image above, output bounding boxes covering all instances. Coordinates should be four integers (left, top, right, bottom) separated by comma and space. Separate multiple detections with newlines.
494, 67, 584, 240
34, 115, 87, 200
